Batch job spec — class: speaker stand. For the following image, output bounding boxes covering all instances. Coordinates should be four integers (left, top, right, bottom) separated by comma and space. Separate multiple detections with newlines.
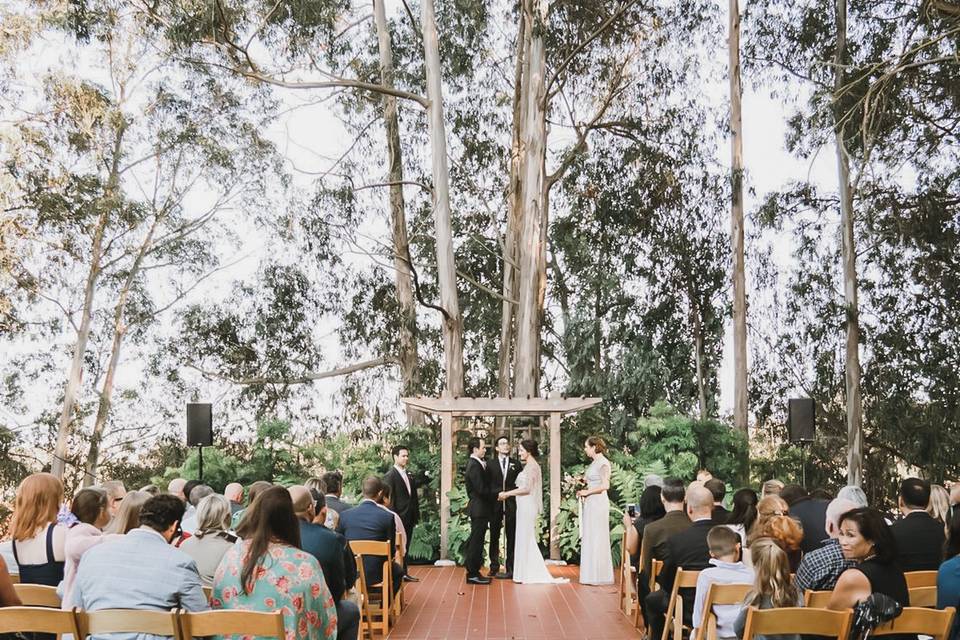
798, 441, 807, 488
197, 445, 204, 482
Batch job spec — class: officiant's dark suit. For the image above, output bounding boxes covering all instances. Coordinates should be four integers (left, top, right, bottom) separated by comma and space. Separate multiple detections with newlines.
487, 443, 520, 576
464, 438, 492, 584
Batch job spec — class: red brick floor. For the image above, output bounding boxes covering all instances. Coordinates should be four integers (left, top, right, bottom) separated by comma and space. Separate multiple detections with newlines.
387, 565, 641, 639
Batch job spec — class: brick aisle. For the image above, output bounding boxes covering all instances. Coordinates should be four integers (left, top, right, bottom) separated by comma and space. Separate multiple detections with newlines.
387, 565, 641, 640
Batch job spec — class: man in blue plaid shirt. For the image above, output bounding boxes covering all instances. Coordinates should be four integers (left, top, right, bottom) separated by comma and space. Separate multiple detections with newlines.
794, 497, 859, 592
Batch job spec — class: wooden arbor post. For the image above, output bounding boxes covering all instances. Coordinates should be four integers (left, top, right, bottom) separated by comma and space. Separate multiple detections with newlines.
400, 396, 602, 565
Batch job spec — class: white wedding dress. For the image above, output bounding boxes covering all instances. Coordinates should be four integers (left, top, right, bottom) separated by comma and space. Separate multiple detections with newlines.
512, 459, 567, 584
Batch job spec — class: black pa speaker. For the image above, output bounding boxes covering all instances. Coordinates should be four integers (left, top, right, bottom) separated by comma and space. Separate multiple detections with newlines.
186, 403, 213, 447
787, 398, 815, 444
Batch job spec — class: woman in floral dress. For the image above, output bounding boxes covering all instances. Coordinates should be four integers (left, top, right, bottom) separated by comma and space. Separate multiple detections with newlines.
213, 486, 338, 640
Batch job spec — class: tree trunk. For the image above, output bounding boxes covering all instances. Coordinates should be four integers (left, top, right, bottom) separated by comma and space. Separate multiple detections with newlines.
83, 214, 162, 486
512, 0, 548, 398
691, 298, 709, 419
374, 0, 421, 422
497, 8, 529, 402
51, 128, 125, 479
728, 0, 749, 433
834, 0, 863, 486
420, 0, 465, 397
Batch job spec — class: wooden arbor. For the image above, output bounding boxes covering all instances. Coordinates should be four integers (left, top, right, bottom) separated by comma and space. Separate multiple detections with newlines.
401, 396, 602, 562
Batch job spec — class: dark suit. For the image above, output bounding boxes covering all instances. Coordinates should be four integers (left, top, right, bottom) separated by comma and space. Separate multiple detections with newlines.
465, 456, 492, 578
646, 518, 714, 640
338, 500, 402, 594
325, 495, 353, 514
711, 505, 729, 523
791, 497, 830, 554
300, 520, 361, 640
890, 510, 946, 572
384, 466, 419, 575
487, 454, 520, 573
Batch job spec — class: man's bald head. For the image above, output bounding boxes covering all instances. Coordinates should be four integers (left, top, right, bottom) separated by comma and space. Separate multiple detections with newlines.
167, 478, 187, 501
686, 485, 714, 519
288, 485, 313, 519
224, 483, 244, 503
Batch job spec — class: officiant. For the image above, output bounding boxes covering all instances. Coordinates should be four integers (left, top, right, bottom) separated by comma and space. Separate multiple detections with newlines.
487, 434, 521, 579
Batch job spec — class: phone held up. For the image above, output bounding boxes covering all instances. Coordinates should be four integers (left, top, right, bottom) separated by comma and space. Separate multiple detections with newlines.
626, 503, 636, 518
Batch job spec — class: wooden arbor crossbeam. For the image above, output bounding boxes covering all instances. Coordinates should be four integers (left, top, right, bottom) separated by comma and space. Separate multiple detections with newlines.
401, 395, 602, 562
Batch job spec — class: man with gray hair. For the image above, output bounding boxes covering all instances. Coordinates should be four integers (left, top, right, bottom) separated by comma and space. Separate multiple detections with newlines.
794, 498, 858, 591
181, 485, 214, 534
224, 483, 244, 514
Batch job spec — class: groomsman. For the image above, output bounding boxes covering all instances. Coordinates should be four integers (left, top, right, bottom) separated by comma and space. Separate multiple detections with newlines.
464, 437, 492, 585
487, 435, 520, 579
384, 445, 420, 583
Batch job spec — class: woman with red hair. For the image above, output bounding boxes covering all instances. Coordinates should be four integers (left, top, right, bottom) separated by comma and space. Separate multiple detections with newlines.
9, 473, 68, 586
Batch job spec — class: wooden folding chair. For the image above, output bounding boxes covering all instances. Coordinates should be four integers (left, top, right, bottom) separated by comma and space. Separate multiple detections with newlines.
13, 583, 61, 608
351, 553, 376, 640
695, 582, 751, 640
393, 531, 406, 618
0, 607, 80, 637
905, 570, 938, 589
741, 606, 852, 640
180, 609, 284, 639
803, 589, 832, 608
661, 568, 701, 640
351, 541, 392, 638
619, 532, 638, 617
910, 585, 938, 607
9, 573, 19, 584
650, 559, 664, 591
872, 606, 955, 640
76, 608, 182, 640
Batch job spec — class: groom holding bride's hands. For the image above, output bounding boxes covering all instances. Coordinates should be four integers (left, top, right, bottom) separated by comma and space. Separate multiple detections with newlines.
488, 435, 521, 579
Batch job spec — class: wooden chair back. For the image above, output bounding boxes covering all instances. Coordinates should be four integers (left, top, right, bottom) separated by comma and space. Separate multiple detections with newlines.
351, 541, 391, 638
696, 582, 751, 640
872, 606, 955, 640
741, 606, 852, 640
180, 609, 284, 639
661, 568, 701, 640
909, 585, 937, 607
905, 570, 938, 589
76, 608, 182, 640
8, 573, 19, 584
13, 583, 61, 608
0, 607, 80, 636
803, 589, 833, 608
201, 586, 212, 602
650, 559, 664, 591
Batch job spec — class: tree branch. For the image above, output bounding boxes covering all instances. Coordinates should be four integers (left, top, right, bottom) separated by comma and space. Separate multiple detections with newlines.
186, 355, 400, 386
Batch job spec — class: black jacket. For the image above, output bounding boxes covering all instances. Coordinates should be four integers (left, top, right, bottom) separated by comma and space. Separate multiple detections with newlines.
299, 520, 356, 602
324, 495, 353, 515
465, 457, 492, 519
658, 518, 714, 593
890, 510, 945, 572
338, 500, 397, 587
791, 497, 830, 554
384, 466, 420, 527
487, 455, 521, 511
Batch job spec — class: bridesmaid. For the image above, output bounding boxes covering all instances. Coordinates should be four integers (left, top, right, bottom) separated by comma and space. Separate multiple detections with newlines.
577, 436, 614, 585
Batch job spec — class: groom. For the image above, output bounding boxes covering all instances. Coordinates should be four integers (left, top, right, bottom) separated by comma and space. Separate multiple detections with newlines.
487, 435, 520, 579
464, 437, 492, 585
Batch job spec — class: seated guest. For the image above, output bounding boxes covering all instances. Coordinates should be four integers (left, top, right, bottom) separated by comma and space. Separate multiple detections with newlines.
0, 557, 21, 606
639, 478, 691, 579
101, 481, 127, 519
104, 490, 150, 535
938, 512, 960, 640
725, 489, 758, 564
62, 487, 112, 608
705, 479, 729, 523
760, 480, 784, 499
224, 482, 244, 514
692, 526, 753, 640
181, 485, 214, 534
837, 485, 869, 508
929, 484, 950, 536
376, 483, 407, 563
829, 508, 909, 610
794, 498, 858, 592
289, 485, 360, 640
624, 485, 665, 565
338, 476, 402, 596
139, 484, 160, 496
748, 496, 790, 544
751, 515, 803, 572
890, 477, 945, 571
231, 480, 273, 530
179, 494, 237, 586
73, 494, 208, 625
9, 473, 67, 586
645, 485, 715, 640
167, 478, 188, 502
734, 538, 803, 640
323, 472, 353, 515
781, 484, 829, 554
215, 487, 337, 640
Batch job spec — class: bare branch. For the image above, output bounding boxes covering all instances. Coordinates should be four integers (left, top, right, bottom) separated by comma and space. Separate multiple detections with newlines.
185, 355, 400, 386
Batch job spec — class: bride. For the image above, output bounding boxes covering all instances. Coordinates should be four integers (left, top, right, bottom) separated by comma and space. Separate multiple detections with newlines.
498, 439, 567, 584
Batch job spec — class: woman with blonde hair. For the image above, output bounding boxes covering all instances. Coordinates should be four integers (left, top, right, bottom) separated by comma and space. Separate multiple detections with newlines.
929, 484, 951, 535
104, 490, 150, 535
9, 473, 67, 586
180, 494, 237, 585
734, 537, 803, 640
